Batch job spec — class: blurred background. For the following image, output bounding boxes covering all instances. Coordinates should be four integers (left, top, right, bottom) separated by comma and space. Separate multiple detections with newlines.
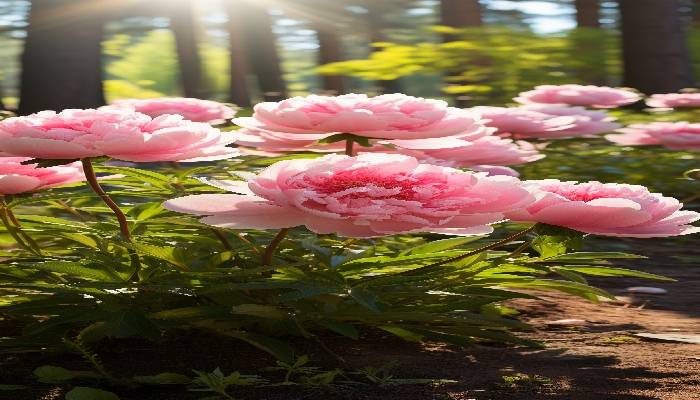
0, 0, 697, 114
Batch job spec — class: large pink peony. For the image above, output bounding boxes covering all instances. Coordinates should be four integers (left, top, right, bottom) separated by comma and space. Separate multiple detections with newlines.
0, 108, 239, 162
520, 104, 621, 136
232, 93, 485, 140
235, 128, 345, 154
605, 122, 700, 151
507, 180, 700, 237
0, 157, 84, 195
164, 153, 535, 238
107, 97, 236, 123
515, 85, 641, 108
646, 93, 700, 108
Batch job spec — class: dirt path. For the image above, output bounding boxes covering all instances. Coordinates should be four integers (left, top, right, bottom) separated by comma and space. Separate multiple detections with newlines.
2, 237, 699, 400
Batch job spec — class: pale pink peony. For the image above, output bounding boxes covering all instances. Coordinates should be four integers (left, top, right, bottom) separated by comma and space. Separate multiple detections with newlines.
646, 93, 700, 108
520, 104, 621, 136
605, 122, 700, 151
235, 128, 344, 154
0, 108, 239, 162
470, 106, 578, 139
107, 97, 236, 123
379, 135, 544, 167
164, 153, 535, 238
232, 93, 485, 140
507, 180, 700, 237
469, 165, 520, 177
0, 157, 84, 194
515, 85, 641, 108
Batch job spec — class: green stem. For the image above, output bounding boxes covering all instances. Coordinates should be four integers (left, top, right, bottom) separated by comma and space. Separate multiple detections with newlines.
81, 159, 132, 241
0, 197, 42, 256
262, 228, 289, 265
211, 228, 233, 251
399, 224, 538, 276
345, 139, 354, 156
81, 158, 141, 281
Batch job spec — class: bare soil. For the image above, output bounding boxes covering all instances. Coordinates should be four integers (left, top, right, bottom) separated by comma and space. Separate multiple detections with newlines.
2, 237, 699, 400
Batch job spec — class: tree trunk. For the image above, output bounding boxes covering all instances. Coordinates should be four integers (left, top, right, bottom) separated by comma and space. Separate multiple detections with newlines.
19, 0, 106, 115
366, 7, 402, 94
235, 2, 287, 101
170, 0, 205, 98
224, 1, 252, 108
440, 0, 482, 40
440, 0, 483, 107
313, 21, 346, 95
620, 0, 694, 94
575, 0, 600, 28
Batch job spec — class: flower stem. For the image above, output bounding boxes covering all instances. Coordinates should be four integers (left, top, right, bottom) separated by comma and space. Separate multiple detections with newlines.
0, 196, 42, 256
81, 158, 141, 281
345, 139, 354, 156
211, 228, 233, 251
262, 228, 289, 265
399, 224, 538, 275
81, 158, 132, 241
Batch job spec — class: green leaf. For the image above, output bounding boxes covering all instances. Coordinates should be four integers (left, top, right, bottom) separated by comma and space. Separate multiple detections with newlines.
30, 261, 123, 282
103, 310, 161, 340
230, 304, 289, 320
317, 133, 372, 147
66, 387, 120, 400
127, 243, 188, 269
378, 326, 423, 342
0, 385, 29, 390
223, 332, 295, 363
93, 166, 173, 189
34, 365, 99, 383
21, 158, 79, 167
401, 236, 484, 255
349, 287, 382, 313
317, 319, 359, 340
133, 373, 192, 385
553, 266, 673, 281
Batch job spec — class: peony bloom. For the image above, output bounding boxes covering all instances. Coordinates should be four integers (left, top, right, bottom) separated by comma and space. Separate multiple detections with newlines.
232, 93, 485, 140
235, 128, 344, 154
0, 157, 84, 195
515, 85, 641, 108
0, 108, 239, 162
646, 93, 700, 108
470, 106, 578, 139
469, 165, 520, 177
381, 135, 544, 167
507, 180, 700, 237
107, 97, 236, 123
605, 122, 700, 151
519, 104, 621, 136
164, 153, 535, 238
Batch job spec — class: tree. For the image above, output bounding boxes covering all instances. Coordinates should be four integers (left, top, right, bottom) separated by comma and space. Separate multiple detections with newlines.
575, 0, 600, 28
224, 1, 252, 108
170, 0, 204, 98
366, 2, 402, 94
19, 0, 107, 115
619, 0, 694, 94
228, 1, 287, 101
313, 21, 346, 94
440, 0, 482, 40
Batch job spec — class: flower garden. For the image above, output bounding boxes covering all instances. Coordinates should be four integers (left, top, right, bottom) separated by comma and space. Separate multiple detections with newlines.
0, 84, 698, 399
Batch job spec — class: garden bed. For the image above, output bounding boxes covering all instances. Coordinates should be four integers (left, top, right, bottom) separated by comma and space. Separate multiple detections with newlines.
3, 237, 698, 400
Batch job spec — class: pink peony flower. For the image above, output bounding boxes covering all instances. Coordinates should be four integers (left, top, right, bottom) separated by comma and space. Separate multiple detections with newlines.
164, 153, 535, 238
233, 93, 485, 140
646, 93, 700, 108
380, 135, 544, 167
605, 122, 700, 151
0, 108, 239, 162
515, 85, 641, 108
507, 180, 700, 237
107, 97, 236, 123
0, 157, 84, 195
469, 165, 520, 177
470, 106, 578, 139
520, 104, 621, 136
235, 128, 344, 154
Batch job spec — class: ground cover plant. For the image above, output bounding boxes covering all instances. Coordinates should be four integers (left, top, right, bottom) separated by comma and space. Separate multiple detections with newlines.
0, 88, 698, 399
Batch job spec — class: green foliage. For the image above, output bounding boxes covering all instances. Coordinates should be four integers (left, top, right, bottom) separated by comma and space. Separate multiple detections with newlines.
318, 26, 620, 103
65, 387, 121, 400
